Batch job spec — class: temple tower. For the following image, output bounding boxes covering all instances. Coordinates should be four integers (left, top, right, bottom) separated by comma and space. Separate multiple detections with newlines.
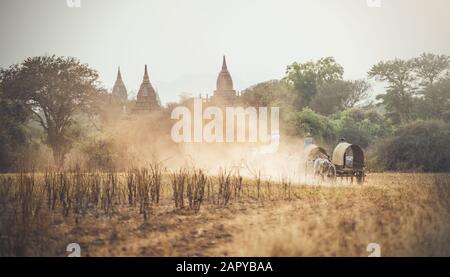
213, 56, 236, 104
133, 65, 161, 113
111, 67, 128, 103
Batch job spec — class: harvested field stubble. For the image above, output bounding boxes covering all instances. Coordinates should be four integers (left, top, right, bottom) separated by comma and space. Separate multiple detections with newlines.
0, 169, 448, 257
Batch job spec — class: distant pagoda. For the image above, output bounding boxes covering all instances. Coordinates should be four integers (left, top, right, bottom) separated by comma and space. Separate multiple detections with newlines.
111, 67, 128, 103
133, 65, 161, 113
213, 56, 236, 104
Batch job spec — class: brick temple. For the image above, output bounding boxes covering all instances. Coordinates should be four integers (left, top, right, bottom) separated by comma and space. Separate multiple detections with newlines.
110, 56, 237, 113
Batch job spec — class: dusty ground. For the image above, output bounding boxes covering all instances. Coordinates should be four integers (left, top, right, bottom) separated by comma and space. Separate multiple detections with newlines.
1, 172, 449, 257
35, 173, 449, 257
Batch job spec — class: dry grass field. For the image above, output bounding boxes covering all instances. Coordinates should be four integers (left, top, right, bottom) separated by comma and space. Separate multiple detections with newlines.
0, 169, 449, 257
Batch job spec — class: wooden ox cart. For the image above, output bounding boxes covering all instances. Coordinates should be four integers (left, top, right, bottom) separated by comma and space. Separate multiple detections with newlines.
303, 144, 334, 180
331, 142, 365, 184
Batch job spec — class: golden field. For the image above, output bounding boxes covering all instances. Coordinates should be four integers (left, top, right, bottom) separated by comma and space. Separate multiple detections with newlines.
0, 170, 448, 257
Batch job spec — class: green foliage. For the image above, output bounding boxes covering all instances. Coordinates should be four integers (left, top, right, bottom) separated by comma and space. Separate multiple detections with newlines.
413, 53, 450, 88
369, 59, 416, 124
0, 95, 30, 171
309, 80, 352, 115
0, 55, 106, 167
82, 138, 120, 170
331, 108, 394, 147
285, 57, 370, 115
377, 120, 450, 172
310, 80, 370, 115
416, 78, 450, 121
369, 53, 450, 124
1, 52, 449, 173
240, 79, 294, 108
240, 79, 296, 132
290, 107, 394, 148
285, 57, 344, 108
290, 108, 336, 143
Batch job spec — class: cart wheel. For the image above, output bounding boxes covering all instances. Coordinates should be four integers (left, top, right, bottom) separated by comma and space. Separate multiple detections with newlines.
327, 165, 337, 183
355, 171, 365, 184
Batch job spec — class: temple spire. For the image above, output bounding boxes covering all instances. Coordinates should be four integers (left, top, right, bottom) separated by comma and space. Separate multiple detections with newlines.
143, 64, 150, 83
133, 64, 161, 112
111, 66, 128, 103
214, 56, 236, 104
222, 55, 227, 70
117, 67, 122, 80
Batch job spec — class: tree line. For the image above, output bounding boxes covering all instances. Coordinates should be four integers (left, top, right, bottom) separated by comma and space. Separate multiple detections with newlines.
240, 53, 450, 172
0, 53, 449, 172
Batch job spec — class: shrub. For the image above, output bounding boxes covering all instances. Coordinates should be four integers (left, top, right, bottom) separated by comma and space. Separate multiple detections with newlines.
377, 120, 450, 172
82, 138, 119, 170
290, 108, 337, 143
331, 108, 394, 148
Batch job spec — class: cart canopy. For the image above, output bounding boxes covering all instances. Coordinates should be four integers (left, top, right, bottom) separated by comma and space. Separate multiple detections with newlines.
332, 143, 364, 170
304, 144, 329, 161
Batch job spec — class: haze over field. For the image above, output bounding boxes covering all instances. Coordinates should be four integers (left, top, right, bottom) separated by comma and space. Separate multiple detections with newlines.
1, 0, 450, 103
1, 0, 450, 259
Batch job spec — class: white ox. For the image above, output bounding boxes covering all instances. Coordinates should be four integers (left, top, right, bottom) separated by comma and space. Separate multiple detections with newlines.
313, 158, 335, 182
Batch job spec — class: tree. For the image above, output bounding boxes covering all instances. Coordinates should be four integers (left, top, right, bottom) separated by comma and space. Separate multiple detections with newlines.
309, 79, 371, 116
368, 59, 416, 124
0, 55, 104, 167
344, 79, 372, 108
331, 108, 394, 148
240, 79, 293, 107
418, 78, 450, 120
369, 54, 450, 124
285, 57, 344, 109
0, 91, 30, 171
290, 107, 336, 144
413, 53, 450, 88
377, 120, 450, 172
83, 137, 118, 170
310, 80, 352, 115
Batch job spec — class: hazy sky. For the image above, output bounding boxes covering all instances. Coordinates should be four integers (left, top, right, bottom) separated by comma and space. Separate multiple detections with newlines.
1, 0, 450, 103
